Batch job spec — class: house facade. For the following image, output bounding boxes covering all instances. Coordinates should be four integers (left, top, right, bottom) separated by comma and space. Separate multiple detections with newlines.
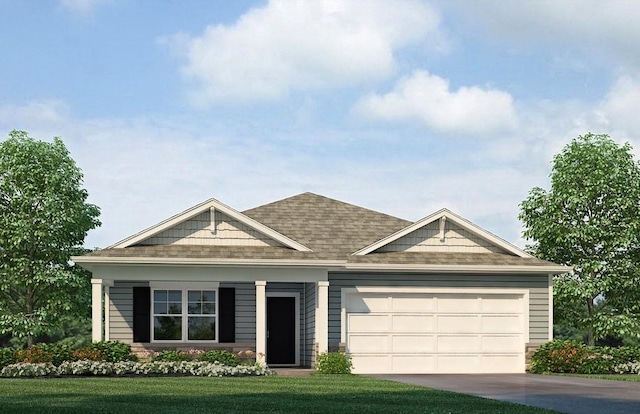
73, 192, 568, 374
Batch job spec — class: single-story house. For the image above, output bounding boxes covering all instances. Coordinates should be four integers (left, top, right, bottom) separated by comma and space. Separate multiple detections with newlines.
73, 192, 568, 374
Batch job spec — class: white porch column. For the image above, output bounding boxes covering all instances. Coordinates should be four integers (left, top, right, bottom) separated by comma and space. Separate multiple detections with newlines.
91, 279, 103, 342
255, 281, 267, 365
316, 281, 329, 355
103, 280, 113, 341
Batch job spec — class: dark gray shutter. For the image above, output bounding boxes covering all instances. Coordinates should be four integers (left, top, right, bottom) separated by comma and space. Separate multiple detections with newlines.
218, 287, 235, 342
133, 287, 151, 342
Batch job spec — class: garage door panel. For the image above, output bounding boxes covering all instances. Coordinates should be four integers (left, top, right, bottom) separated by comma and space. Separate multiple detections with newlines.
349, 335, 389, 352
437, 295, 480, 313
347, 294, 388, 313
348, 314, 388, 332
437, 335, 481, 352
480, 355, 524, 373
482, 315, 523, 334
391, 355, 435, 373
482, 335, 522, 352
436, 355, 481, 372
391, 295, 435, 312
351, 355, 391, 373
437, 315, 481, 333
391, 314, 435, 332
481, 295, 523, 313
392, 335, 435, 352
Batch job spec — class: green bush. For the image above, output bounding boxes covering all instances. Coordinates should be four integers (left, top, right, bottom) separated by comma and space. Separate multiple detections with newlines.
151, 350, 192, 362
0, 348, 16, 368
529, 340, 586, 374
530, 340, 640, 374
199, 350, 239, 366
315, 352, 352, 374
14, 343, 72, 366
89, 341, 137, 362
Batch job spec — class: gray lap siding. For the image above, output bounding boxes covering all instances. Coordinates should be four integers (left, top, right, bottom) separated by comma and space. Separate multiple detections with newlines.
327, 272, 550, 351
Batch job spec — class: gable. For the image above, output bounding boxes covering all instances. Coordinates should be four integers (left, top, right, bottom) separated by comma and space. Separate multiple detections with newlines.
354, 209, 530, 258
136, 209, 284, 247
110, 198, 311, 251
376, 220, 507, 254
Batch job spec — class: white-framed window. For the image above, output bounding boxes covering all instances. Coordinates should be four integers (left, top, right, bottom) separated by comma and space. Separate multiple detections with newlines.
150, 282, 219, 342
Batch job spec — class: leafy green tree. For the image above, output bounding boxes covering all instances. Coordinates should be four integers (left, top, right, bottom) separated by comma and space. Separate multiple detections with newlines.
520, 133, 640, 345
0, 130, 100, 346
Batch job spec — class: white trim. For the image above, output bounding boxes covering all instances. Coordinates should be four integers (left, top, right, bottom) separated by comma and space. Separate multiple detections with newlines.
344, 263, 570, 274
255, 281, 267, 365
149, 281, 220, 289
549, 274, 554, 341
266, 292, 301, 367
91, 279, 103, 342
340, 286, 530, 344
109, 198, 312, 252
352, 208, 531, 258
150, 286, 220, 343
74, 256, 338, 268
73, 256, 570, 275
104, 285, 110, 341
316, 281, 329, 355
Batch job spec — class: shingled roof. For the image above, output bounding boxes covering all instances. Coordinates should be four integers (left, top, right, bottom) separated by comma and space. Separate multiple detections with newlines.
79, 192, 567, 272
242, 192, 410, 256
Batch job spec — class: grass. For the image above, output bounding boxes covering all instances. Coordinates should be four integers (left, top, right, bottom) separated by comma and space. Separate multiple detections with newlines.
0, 374, 555, 414
556, 373, 640, 382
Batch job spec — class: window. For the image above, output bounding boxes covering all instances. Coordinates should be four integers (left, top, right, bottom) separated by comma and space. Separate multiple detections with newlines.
152, 288, 217, 342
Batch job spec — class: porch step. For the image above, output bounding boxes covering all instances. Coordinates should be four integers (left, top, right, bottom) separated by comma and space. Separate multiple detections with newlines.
271, 368, 315, 377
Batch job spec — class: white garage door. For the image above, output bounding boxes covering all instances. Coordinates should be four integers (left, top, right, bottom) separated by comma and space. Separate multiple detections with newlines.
344, 289, 527, 374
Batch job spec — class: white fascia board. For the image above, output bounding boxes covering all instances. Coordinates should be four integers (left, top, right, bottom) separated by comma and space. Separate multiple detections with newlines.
108, 198, 312, 252
344, 262, 571, 274
72, 255, 341, 268
352, 208, 532, 258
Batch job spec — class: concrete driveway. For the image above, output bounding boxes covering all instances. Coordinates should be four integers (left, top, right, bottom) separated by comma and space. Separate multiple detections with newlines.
372, 374, 640, 414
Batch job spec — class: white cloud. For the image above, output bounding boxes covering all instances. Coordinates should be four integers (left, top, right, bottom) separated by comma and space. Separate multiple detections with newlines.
447, 0, 640, 68
353, 70, 517, 136
0, 100, 70, 126
597, 74, 640, 138
59, 0, 112, 16
165, 0, 442, 105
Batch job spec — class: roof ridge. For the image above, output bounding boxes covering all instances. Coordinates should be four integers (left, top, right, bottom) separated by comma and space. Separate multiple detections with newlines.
243, 192, 409, 222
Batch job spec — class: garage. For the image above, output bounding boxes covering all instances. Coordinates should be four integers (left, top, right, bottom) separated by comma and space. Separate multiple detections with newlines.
343, 287, 528, 374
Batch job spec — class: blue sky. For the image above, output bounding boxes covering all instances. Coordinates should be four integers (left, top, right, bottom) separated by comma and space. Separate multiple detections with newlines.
2, 0, 640, 249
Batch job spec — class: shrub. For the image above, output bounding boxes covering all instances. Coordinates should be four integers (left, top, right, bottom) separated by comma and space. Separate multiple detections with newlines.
199, 350, 239, 366
14, 343, 72, 366
0, 348, 16, 369
530, 340, 640, 374
0, 361, 274, 378
151, 350, 192, 362
72, 347, 105, 361
315, 352, 352, 374
89, 341, 137, 362
529, 340, 587, 374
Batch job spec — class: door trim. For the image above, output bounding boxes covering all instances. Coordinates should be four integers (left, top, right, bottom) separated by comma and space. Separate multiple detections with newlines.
266, 292, 300, 366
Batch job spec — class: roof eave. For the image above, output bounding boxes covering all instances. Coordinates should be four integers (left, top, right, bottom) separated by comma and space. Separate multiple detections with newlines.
72, 255, 570, 275
344, 263, 570, 274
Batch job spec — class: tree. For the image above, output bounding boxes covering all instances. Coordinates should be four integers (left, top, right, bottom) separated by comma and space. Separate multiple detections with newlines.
0, 130, 100, 346
520, 133, 640, 345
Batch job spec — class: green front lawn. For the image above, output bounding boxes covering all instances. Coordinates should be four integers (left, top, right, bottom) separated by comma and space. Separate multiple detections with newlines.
0, 375, 554, 414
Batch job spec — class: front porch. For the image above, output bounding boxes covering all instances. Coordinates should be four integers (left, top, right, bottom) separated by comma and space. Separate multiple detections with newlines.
90, 277, 330, 368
